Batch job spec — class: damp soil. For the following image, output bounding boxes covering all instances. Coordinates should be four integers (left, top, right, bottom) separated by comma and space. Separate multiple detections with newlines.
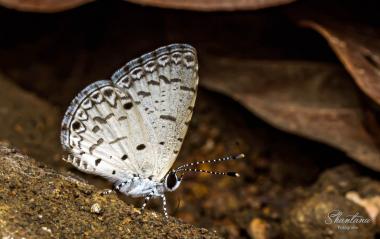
0, 141, 219, 239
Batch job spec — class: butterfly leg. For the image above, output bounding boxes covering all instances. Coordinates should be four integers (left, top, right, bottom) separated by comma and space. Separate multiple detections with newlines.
160, 194, 169, 219
101, 179, 132, 196
141, 192, 153, 212
114, 178, 133, 191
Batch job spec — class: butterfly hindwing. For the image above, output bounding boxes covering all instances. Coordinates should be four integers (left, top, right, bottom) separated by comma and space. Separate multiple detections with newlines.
61, 80, 158, 182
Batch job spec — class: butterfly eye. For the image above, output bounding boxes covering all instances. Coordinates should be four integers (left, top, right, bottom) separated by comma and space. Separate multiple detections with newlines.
166, 172, 178, 190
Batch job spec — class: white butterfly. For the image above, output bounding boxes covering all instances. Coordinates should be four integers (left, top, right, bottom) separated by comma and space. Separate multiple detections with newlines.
61, 44, 243, 218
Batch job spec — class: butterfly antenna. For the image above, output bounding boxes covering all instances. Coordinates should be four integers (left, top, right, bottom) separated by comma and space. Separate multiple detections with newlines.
177, 168, 240, 181
175, 153, 245, 171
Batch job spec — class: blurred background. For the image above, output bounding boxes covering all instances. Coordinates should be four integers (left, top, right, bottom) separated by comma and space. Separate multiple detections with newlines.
0, 0, 379, 238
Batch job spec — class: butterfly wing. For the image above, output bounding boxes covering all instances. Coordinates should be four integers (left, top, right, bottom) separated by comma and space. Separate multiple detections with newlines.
61, 44, 198, 182
61, 80, 161, 183
112, 44, 198, 180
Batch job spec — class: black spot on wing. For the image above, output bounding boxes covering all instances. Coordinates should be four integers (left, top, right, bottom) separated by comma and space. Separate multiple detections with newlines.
123, 102, 133, 110
72, 121, 81, 130
137, 91, 152, 97
93, 113, 114, 124
89, 138, 104, 154
77, 111, 87, 120
92, 93, 100, 100
159, 75, 182, 84
121, 154, 128, 161
109, 136, 128, 145
159, 75, 170, 84
95, 158, 102, 166
180, 86, 196, 93
136, 144, 146, 150
118, 116, 128, 121
145, 61, 155, 70
61, 123, 68, 131
185, 54, 195, 63
147, 80, 159, 85
103, 89, 113, 97
92, 126, 100, 133
160, 115, 176, 122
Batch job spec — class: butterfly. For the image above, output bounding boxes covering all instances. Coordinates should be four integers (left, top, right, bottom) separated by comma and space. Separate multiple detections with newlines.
61, 43, 244, 218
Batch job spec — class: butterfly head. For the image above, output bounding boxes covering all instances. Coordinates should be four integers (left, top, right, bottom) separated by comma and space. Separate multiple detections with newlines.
172, 153, 244, 182
163, 154, 244, 192
164, 170, 182, 192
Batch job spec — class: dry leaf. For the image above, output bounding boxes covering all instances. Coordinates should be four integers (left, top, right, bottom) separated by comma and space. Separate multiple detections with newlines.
200, 57, 380, 171
0, 0, 92, 12
126, 0, 295, 11
300, 20, 380, 106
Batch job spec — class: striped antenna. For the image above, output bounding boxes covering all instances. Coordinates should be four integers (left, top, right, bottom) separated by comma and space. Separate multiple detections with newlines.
177, 168, 240, 181
175, 153, 245, 171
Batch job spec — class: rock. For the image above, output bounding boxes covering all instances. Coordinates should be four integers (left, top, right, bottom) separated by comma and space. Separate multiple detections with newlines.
282, 165, 378, 239
0, 75, 61, 166
346, 191, 380, 226
90, 203, 102, 214
248, 218, 269, 239
0, 142, 220, 238
282, 192, 374, 239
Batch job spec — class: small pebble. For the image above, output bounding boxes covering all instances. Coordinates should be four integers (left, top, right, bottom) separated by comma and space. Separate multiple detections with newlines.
201, 138, 215, 152
41, 226, 52, 234
91, 203, 102, 214
248, 218, 269, 239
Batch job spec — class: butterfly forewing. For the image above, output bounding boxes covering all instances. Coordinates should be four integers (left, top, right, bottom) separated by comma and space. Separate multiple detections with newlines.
112, 44, 198, 180
61, 44, 198, 182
